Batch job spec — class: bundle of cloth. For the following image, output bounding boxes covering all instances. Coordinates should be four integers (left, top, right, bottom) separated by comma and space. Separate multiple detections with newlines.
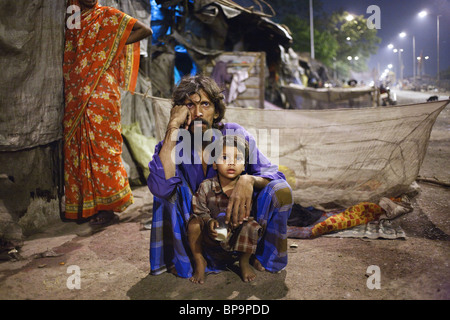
287, 197, 412, 239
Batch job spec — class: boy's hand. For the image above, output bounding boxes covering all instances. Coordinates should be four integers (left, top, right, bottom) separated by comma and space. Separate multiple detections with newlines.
207, 219, 219, 239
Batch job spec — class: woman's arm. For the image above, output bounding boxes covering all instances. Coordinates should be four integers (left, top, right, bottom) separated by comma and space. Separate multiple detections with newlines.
126, 20, 152, 45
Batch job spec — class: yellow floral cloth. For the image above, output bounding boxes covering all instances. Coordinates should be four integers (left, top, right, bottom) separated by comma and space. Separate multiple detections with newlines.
311, 202, 382, 237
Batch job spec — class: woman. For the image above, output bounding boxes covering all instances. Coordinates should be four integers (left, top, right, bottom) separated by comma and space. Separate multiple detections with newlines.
63, 0, 152, 225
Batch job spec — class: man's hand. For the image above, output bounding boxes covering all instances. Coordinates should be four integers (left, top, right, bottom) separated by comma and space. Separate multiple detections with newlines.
226, 175, 254, 227
158, 105, 191, 180
226, 175, 271, 227
169, 105, 192, 130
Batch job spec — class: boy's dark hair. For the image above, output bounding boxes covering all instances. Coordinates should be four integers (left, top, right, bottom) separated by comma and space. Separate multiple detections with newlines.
220, 135, 249, 168
172, 74, 226, 130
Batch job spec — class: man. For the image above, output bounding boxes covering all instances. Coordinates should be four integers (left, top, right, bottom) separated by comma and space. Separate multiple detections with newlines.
147, 75, 293, 279
63, 0, 152, 226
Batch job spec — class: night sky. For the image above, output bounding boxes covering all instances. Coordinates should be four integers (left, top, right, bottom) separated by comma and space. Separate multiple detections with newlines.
320, 0, 450, 77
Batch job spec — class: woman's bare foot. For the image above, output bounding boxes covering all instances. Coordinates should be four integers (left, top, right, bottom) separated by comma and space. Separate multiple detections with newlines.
89, 210, 117, 227
240, 254, 256, 282
190, 256, 207, 284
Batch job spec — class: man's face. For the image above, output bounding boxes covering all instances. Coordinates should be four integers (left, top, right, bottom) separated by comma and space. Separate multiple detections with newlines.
79, 0, 98, 10
184, 89, 219, 134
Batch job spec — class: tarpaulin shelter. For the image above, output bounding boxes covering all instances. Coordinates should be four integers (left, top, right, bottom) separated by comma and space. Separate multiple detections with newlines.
0, 0, 158, 245
147, 0, 294, 104
0, 1, 66, 245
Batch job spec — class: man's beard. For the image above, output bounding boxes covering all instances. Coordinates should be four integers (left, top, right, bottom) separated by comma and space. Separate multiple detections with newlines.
189, 119, 215, 151
188, 119, 212, 133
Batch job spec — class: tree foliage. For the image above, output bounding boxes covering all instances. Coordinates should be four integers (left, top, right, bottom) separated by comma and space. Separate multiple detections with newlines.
270, 0, 381, 77
281, 14, 338, 67
328, 11, 381, 76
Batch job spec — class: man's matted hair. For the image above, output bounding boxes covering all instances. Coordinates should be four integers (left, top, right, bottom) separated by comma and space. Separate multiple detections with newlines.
172, 74, 226, 129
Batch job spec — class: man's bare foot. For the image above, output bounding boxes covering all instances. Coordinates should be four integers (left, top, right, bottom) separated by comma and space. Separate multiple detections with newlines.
240, 254, 257, 282
189, 256, 207, 284
167, 265, 178, 276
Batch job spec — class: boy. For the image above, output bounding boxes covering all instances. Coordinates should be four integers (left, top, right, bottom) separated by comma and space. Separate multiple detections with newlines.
187, 135, 262, 284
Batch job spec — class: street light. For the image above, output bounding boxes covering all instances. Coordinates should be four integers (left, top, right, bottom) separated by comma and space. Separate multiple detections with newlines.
309, 0, 315, 60
437, 15, 441, 82
417, 56, 422, 77
416, 55, 430, 77
417, 56, 430, 76
399, 32, 416, 82
418, 10, 441, 82
392, 48, 404, 85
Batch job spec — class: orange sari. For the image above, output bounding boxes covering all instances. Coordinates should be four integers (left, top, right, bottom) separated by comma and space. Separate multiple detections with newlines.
63, 1, 140, 220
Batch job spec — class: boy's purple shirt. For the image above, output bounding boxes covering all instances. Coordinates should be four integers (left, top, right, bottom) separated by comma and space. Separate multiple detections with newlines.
147, 122, 285, 199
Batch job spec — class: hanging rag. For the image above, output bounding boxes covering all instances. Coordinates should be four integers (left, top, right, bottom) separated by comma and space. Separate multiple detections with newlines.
228, 70, 249, 103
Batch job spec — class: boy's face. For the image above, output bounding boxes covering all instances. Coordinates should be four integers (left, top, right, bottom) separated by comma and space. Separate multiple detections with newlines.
213, 145, 245, 181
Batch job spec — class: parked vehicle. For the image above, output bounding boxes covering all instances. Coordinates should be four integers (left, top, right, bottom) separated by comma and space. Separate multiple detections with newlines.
379, 85, 397, 106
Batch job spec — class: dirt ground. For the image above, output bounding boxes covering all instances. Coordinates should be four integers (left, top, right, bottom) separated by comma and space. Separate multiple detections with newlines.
0, 92, 449, 301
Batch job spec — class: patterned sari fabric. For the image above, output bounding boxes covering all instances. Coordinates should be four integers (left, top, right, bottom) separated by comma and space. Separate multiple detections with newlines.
63, 1, 140, 220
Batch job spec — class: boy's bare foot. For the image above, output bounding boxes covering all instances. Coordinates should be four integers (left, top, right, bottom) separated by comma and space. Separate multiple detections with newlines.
240, 254, 256, 282
190, 256, 207, 284
251, 256, 265, 272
